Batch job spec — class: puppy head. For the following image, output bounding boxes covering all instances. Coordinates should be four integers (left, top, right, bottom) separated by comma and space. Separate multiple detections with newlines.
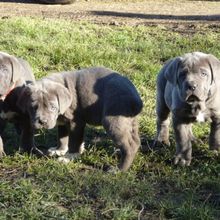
0, 52, 23, 100
165, 52, 217, 104
17, 79, 72, 129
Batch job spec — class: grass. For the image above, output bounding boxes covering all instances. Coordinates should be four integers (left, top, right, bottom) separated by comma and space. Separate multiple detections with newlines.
0, 17, 219, 219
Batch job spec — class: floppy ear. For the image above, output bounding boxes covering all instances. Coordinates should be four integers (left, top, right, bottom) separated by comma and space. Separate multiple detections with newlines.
207, 54, 220, 84
0, 52, 24, 84
16, 86, 32, 113
164, 57, 182, 85
10, 56, 23, 83
54, 83, 72, 114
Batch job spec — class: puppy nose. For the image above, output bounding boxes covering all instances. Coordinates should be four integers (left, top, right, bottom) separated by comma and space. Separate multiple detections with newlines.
188, 82, 198, 91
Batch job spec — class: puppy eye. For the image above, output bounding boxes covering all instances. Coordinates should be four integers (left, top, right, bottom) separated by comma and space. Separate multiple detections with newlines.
201, 72, 208, 77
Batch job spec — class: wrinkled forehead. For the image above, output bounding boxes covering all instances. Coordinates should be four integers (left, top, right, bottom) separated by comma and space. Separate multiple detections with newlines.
181, 54, 210, 72
30, 81, 57, 103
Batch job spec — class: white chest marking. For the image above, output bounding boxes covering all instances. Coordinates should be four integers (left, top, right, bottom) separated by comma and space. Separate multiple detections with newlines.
0, 111, 17, 120
196, 111, 205, 123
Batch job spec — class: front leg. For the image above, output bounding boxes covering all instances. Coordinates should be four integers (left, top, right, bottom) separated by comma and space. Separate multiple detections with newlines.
57, 122, 85, 163
209, 117, 220, 152
0, 136, 5, 157
0, 118, 6, 157
173, 116, 193, 166
68, 122, 85, 153
48, 124, 70, 157
20, 117, 35, 153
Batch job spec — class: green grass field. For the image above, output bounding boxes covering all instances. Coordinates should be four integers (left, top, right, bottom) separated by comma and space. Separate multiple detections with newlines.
0, 18, 219, 219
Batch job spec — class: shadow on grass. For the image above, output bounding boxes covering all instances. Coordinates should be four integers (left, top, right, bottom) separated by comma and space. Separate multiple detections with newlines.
0, 0, 37, 3
91, 11, 220, 22
2, 125, 117, 156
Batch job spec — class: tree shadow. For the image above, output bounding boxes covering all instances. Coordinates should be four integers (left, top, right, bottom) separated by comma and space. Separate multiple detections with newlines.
91, 11, 220, 22
0, 0, 38, 3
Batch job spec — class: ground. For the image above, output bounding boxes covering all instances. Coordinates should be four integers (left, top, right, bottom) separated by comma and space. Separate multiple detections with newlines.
1, 0, 220, 30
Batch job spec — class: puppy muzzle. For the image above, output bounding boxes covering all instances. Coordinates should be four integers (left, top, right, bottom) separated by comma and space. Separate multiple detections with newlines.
185, 93, 201, 103
183, 81, 208, 103
34, 118, 56, 130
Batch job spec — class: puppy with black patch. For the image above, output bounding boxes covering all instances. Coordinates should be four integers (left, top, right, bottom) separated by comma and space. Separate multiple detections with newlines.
154, 52, 220, 166
16, 67, 143, 171
0, 52, 35, 156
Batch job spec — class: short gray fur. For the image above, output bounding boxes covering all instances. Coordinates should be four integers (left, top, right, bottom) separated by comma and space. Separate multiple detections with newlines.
155, 52, 220, 166
14, 67, 143, 171
0, 52, 35, 157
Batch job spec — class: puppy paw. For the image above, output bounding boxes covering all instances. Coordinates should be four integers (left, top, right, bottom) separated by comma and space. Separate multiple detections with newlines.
174, 154, 191, 166
57, 153, 81, 164
0, 140, 5, 157
79, 142, 85, 154
47, 147, 68, 157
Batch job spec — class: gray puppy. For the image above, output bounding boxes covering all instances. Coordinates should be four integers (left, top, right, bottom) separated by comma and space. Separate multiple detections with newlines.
155, 52, 220, 166
0, 52, 34, 100
0, 52, 35, 156
16, 67, 143, 171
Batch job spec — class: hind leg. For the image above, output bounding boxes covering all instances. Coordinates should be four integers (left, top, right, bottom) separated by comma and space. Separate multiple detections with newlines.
103, 116, 140, 171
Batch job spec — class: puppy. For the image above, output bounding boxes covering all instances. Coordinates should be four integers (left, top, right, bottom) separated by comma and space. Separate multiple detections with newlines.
155, 52, 220, 166
0, 52, 35, 156
16, 67, 143, 171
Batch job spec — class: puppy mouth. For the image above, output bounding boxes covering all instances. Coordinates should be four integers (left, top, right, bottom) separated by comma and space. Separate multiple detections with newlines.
33, 123, 44, 130
186, 95, 201, 103
34, 122, 56, 130
185, 95, 201, 103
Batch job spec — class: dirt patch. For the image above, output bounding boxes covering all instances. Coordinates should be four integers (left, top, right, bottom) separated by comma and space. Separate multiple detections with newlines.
0, 0, 220, 31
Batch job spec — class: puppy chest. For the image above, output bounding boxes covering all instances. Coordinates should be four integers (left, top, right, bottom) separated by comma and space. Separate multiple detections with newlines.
174, 107, 210, 123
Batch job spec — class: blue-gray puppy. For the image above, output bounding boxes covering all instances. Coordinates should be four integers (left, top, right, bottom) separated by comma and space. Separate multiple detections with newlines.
155, 52, 220, 166
0, 52, 35, 156
16, 67, 143, 171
